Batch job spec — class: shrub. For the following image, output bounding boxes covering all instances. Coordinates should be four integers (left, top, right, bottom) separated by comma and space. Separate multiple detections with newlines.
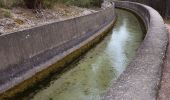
0, 8, 11, 18
56, 0, 102, 8
0, 0, 102, 9
23, 0, 55, 9
0, 0, 24, 8
3, 10, 11, 18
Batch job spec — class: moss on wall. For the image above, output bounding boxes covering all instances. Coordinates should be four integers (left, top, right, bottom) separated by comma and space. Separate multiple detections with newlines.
0, 14, 115, 100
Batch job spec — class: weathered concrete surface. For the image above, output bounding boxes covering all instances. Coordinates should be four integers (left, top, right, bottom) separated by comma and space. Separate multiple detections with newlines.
0, 6, 116, 98
104, 1, 168, 100
158, 23, 170, 100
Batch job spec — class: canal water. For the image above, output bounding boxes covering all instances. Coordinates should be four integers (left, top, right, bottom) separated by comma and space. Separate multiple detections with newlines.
21, 9, 144, 100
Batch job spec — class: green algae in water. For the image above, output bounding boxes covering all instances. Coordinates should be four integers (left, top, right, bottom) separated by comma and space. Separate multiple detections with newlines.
23, 9, 144, 100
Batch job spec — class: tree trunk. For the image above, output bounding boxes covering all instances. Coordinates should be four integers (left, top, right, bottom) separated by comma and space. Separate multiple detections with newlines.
24, 0, 42, 9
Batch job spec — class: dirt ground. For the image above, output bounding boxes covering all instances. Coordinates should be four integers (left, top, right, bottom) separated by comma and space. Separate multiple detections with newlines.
0, 4, 97, 34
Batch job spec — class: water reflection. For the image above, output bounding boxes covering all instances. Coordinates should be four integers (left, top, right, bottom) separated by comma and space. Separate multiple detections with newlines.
107, 20, 129, 75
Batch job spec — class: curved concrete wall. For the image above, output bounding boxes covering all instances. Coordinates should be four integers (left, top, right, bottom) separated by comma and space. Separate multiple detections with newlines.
104, 1, 168, 100
0, 6, 116, 98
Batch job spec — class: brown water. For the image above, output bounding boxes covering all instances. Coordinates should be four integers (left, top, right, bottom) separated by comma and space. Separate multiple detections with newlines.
21, 9, 144, 100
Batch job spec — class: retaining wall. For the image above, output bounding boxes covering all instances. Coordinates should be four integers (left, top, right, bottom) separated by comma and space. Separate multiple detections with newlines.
0, 5, 116, 98
104, 1, 168, 100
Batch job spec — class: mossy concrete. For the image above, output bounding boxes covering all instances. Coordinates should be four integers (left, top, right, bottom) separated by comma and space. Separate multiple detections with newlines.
0, 10, 116, 99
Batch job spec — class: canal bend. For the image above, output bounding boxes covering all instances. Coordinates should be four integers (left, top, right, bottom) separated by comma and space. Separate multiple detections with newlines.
20, 9, 144, 100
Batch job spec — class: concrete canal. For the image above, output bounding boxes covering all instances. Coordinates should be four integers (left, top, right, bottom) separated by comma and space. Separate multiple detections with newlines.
20, 9, 144, 100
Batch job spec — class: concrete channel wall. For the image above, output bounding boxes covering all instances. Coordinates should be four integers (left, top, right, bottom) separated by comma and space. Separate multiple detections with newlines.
0, 5, 116, 98
104, 1, 168, 100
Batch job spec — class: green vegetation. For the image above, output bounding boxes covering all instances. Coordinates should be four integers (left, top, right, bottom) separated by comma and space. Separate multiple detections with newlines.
0, 0, 102, 9
0, 8, 11, 18
23, 0, 55, 9
3, 10, 11, 18
0, 0, 24, 8
57, 0, 102, 7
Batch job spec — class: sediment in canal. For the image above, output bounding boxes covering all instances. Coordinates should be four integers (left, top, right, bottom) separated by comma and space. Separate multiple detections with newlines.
0, 5, 116, 99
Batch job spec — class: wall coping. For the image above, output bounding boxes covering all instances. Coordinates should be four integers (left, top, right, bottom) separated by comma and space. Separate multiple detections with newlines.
104, 1, 168, 100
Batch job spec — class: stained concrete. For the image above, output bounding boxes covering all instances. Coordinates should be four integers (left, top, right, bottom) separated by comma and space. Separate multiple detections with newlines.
0, 5, 116, 99
104, 1, 168, 100
17, 9, 144, 100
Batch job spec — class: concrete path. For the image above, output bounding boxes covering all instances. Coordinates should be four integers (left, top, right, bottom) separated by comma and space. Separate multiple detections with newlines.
158, 22, 170, 100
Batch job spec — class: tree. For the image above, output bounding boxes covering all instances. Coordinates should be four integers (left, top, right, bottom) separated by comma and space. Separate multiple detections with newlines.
91, 0, 103, 7
24, 0, 54, 9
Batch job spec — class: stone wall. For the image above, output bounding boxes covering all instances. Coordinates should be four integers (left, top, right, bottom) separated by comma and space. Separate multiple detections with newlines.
104, 1, 168, 100
0, 5, 115, 96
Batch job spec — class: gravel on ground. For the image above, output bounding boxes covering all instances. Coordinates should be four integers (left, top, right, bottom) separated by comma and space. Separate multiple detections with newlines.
0, 4, 97, 34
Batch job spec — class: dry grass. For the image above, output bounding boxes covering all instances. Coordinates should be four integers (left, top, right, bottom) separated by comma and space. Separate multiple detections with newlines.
0, 0, 101, 9
0, 0, 24, 8
0, 8, 11, 18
